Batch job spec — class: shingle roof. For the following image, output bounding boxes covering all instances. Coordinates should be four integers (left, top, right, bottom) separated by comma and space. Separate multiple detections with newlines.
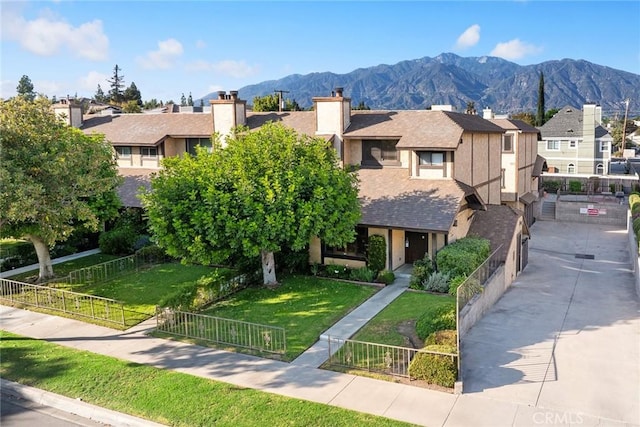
82, 113, 213, 145
117, 168, 156, 207
246, 111, 318, 137
490, 118, 539, 133
357, 168, 472, 232
538, 105, 611, 139
345, 110, 503, 149
468, 205, 525, 261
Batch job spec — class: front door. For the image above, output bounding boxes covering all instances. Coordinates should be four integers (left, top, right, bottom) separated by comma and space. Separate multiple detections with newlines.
405, 232, 428, 264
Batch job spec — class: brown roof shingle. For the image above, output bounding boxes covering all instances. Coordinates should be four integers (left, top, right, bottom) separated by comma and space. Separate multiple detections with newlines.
117, 168, 156, 207
357, 168, 468, 232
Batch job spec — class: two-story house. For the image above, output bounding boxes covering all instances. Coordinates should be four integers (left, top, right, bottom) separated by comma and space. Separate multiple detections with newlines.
83, 89, 531, 276
537, 104, 613, 175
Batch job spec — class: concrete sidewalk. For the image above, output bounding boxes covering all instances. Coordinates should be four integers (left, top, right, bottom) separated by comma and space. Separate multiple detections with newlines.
0, 249, 102, 279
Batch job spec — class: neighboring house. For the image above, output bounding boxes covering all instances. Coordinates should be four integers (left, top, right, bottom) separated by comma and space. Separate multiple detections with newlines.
537, 104, 613, 175
83, 88, 533, 275
52, 98, 83, 128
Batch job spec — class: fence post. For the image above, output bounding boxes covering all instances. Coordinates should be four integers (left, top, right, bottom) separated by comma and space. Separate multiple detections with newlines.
120, 303, 125, 327
34, 287, 39, 307
61, 292, 67, 313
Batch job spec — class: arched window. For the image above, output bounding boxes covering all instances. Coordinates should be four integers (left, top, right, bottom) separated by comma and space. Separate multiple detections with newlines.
567, 163, 576, 174
596, 164, 604, 175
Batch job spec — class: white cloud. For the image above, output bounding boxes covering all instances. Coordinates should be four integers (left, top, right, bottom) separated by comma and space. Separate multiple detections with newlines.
0, 79, 16, 100
490, 39, 542, 60
78, 71, 109, 92
137, 38, 184, 70
195, 40, 207, 49
1, 7, 108, 61
207, 84, 224, 93
455, 25, 481, 50
36, 80, 63, 96
185, 59, 259, 78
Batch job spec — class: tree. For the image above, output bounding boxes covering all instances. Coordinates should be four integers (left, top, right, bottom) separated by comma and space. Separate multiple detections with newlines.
536, 72, 545, 126
544, 108, 559, 123
123, 82, 143, 106
353, 101, 371, 110
512, 111, 536, 126
94, 84, 107, 103
142, 122, 361, 286
465, 101, 476, 115
143, 98, 161, 110
0, 97, 122, 281
122, 100, 142, 113
187, 92, 194, 106
107, 64, 125, 104
180, 93, 187, 107
252, 94, 280, 112
16, 75, 36, 101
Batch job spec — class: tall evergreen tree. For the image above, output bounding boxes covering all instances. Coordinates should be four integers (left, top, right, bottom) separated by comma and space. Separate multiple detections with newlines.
536, 72, 545, 126
124, 82, 143, 106
94, 84, 107, 103
16, 75, 36, 101
187, 92, 194, 106
180, 93, 187, 106
107, 65, 125, 104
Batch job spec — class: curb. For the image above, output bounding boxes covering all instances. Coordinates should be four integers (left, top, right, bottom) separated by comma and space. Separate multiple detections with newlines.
0, 379, 165, 427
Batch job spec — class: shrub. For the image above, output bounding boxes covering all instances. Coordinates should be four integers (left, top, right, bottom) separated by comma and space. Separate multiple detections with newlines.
324, 264, 350, 279
158, 283, 198, 310
436, 237, 490, 278
275, 247, 309, 275
425, 329, 457, 347
634, 217, 640, 235
408, 344, 458, 388
448, 275, 467, 296
367, 235, 386, 272
423, 272, 450, 293
415, 303, 456, 340
409, 254, 433, 289
543, 180, 561, 193
349, 267, 377, 283
569, 180, 582, 193
99, 227, 137, 255
135, 245, 168, 263
376, 269, 395, 285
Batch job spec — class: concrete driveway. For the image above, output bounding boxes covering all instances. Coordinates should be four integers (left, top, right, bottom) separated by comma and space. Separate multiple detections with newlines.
461, 221, 640, 425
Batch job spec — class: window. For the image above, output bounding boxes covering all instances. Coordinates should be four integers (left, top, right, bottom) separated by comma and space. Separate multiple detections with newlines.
187, 138, 212, 155
115, 146, 131, 158
546, 140, 560, 151
596, 164, 604, 175
418, 151, 444, 166
502, 135, 513, 152
141, 147, 158, 158
600, 141, 610, 152
362, 140, 399, 167
567, 163, 576, 174
324, 227, 368, 259
569, 140, 577, 149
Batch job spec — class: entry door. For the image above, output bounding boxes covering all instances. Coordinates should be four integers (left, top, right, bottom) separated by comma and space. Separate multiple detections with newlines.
405, 232, 428, 264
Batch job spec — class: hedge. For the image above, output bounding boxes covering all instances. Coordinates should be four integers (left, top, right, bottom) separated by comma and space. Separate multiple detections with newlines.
367, 235, 386, 273
425, 329, 457, 347
415, 303, 456, 340
408, 344, 458, 388
436, 237, 490, 278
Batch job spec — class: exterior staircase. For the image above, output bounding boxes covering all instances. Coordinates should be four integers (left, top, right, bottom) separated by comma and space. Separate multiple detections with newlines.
541, 200, 556, 220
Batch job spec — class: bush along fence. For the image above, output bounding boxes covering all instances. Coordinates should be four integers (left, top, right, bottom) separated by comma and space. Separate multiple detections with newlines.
0, 278, 125, 327
67, 248, 168, 286
156, 309, 286, 355
326, 336, 458, 388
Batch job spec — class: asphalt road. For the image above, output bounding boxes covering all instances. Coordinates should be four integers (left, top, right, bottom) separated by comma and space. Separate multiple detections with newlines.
1, 394, 105, 427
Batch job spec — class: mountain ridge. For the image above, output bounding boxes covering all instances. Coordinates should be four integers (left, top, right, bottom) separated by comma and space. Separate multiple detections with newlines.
199, 53, 640, 116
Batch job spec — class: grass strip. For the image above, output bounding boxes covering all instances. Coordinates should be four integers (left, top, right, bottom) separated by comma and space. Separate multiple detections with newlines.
0, 331, 413, 427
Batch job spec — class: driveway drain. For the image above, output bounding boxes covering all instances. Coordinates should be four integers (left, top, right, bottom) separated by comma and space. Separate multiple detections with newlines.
575, 253, 595, 259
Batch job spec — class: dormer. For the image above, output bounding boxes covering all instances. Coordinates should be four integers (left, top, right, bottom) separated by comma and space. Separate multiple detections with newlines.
210, 90, 247, 145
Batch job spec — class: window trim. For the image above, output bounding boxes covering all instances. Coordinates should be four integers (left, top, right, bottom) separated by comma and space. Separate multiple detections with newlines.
567, 163, 576, 174
502, 134, 513, 152
546, 140, 560, 151
569, 140, 577, 149
141, 147, 158, 158
323, 226, 368, 260
596, 163, 604, 175
115, 146, 132, 158
362, 139, 400, 167
186, 138, 213, 155
418, 151, 445, 167
599, 141, 610, 152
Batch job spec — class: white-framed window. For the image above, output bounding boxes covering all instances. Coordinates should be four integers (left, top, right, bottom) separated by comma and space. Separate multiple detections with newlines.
502, 135, 513, 152
569, 140, 577, 149
600, 141, 610, 152
546, 140, 560, 151
418, 151, 445, 166
115, 146, 131, 158
567, 163, 576, 174
141, 147, 158, 158
596, 163, 604, 175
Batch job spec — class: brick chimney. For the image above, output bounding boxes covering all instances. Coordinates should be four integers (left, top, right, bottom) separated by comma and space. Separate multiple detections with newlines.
210, 90, 247, 146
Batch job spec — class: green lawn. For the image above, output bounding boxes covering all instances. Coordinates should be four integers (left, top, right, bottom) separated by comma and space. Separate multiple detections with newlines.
0, 238, 31, 258
0, 331, 413, 427
5, 253, 120, 282
352, 291, 455, 346
201, 276, 379, 360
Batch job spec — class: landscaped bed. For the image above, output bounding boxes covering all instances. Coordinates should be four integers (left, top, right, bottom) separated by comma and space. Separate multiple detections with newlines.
0, 331, 411, 427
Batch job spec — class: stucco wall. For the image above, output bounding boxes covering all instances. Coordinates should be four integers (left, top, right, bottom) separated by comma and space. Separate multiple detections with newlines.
555, 198, 628, 226
391, 229, 405, 270
626, 216, 640, 298
315, 102, 342, 135
458, 265, 506, 338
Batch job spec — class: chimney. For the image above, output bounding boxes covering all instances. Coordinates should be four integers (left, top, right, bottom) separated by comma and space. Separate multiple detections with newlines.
335, 87, 343, 97
210, 90, 246, 146
483, 107, 493, 120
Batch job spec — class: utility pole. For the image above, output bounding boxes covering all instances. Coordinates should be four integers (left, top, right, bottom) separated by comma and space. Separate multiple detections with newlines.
620, 98, 630, 155
274, 89, 289, 112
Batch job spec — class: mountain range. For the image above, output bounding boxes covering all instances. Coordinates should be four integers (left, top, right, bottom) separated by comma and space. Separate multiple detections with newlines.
199, 53, 640, 116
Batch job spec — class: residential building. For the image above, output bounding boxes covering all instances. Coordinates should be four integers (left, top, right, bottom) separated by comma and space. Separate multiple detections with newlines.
537, 104, 613, 175
82, 89, 533, 275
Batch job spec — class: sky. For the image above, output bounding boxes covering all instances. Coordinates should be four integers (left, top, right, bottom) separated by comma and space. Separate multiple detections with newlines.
1, 0, 639, 104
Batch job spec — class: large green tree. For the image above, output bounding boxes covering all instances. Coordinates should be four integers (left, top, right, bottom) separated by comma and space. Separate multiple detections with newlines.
123, 82, 143, 107
0, 97, 122, 281
107, 64, 125, 104
143, 122, 361, 286
16, 75, 36, 101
